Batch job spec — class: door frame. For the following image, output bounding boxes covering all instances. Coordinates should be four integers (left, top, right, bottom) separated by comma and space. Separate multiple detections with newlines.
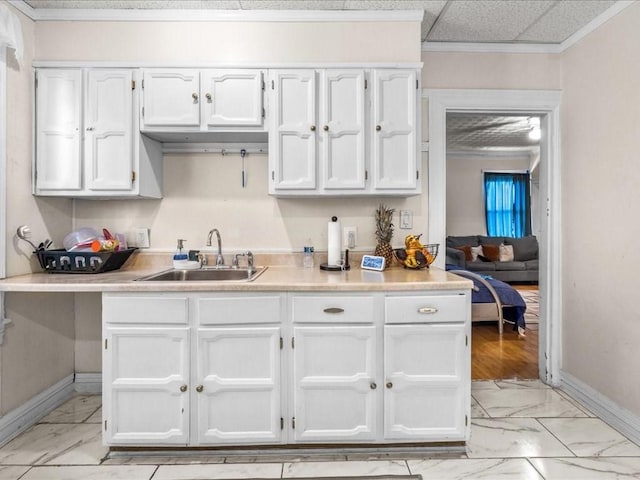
425, 88, 562, 385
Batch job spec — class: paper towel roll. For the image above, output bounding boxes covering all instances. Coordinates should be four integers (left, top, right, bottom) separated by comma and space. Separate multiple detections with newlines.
327, 218, 342, 266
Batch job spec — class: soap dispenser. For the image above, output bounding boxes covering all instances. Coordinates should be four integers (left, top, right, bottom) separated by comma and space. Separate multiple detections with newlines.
173, 239, 188, 269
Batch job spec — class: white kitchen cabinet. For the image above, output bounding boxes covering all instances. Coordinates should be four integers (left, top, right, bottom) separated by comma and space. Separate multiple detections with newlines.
268, 69, 317, 191
140, 68, 265, 131
292, 325, 378, 442
384, 324, 467, 441
195, 327, 281, 444
103, 292, 283, 447
371, 69, 419, 191
34, 68, 162, 198
103, 326, 190, 445
269, 68, 419, 197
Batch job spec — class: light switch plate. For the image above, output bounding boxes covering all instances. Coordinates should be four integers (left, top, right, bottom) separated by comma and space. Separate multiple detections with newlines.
134, 228, 150, 248
400, 210, 413, 229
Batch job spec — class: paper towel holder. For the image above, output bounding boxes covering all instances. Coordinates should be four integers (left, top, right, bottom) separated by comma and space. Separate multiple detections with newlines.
321, 216, 350, 271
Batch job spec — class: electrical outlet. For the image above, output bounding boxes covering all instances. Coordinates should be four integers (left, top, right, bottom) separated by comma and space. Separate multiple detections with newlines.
134, 228, 150, 248
343, 226, 357, 249
400, 210, 413, 229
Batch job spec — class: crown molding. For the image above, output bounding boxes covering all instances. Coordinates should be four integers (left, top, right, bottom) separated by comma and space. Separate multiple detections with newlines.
7, 2, 423, 23
447, 147, 538, 160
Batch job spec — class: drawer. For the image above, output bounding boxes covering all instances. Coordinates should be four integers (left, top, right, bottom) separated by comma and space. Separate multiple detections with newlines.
292, 295, 374, 324
103, 294, 189, 325
198, 295, 281, 325
385, 294, 467, 324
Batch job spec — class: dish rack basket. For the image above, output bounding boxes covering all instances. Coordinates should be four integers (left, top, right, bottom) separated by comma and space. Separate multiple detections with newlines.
35, 248, 137, 274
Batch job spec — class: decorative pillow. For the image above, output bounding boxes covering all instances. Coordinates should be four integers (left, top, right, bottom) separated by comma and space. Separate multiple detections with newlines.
454, 245, 472, 262
471, 245, 483, 261
481, 244, 500, 262
499, 244, 515, 262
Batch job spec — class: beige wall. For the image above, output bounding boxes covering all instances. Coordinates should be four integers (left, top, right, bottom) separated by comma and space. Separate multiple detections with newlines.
2, 5, 76, 416
446, 154, 533, 236
560, 2, 640, 414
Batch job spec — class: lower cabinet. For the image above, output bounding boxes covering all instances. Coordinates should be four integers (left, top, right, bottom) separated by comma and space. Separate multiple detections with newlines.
102, 290, 470, 447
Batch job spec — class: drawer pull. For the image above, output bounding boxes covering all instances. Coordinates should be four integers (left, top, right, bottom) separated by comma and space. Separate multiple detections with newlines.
418, 307, 438, 314
323, 307, 344, 314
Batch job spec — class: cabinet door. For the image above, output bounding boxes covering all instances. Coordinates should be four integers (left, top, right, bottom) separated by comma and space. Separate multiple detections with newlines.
35, 69, 82, 191
201, 69, 264, 128
293, 325, 378, 442
84, 69, 134, 191
195, 327, 282, 444
269, 70, 317, 191
141, 69, 200, 127
320, 70, 366, 190
384, 324, 467, 440
371, 69, 418, 190
103, 327, 190, 445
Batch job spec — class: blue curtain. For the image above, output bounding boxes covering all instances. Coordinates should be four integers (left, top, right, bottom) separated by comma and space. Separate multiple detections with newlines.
484, 172, 531, 238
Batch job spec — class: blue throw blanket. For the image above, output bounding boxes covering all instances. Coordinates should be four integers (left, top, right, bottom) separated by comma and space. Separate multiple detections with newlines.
447, 265, 526, 331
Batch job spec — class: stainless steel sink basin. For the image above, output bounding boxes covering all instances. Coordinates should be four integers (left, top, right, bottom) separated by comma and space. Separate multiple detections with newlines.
136, 266, 267, 282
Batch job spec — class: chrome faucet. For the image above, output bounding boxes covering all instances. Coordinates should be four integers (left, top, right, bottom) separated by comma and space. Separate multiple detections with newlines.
206, 228, 224, 266
233, 251, 254, 270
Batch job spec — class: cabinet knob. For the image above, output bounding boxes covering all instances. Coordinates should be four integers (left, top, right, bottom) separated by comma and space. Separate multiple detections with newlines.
376, 125, 382, 131
310, 125, 316, 131
192, 93, 199, 101
386, 382, 393, 389
196, 385, 204, 393
205, 93, 212, 102
370, 382, 377, 390
86, 127, 94, 131
323, 125, 329, 131
179, 384, 187, 392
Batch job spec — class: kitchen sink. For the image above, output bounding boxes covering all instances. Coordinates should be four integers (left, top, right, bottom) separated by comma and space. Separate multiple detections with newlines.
135, 266, 267, 282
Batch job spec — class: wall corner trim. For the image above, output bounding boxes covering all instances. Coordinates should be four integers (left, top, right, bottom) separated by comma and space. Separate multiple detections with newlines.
560, 370, 640, 446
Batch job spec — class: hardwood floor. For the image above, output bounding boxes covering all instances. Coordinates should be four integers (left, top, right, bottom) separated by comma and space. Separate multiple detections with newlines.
472, 323, 539, 379
471, 285, 540, 380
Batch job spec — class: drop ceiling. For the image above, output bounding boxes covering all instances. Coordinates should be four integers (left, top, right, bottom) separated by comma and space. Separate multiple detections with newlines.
20, 0, 624, 46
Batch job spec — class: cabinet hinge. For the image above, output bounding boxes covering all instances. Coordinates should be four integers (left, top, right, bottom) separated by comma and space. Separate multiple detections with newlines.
364, 78, 368, 89
141, 79, 144, 89
35, 73, 38, 89
416, 79, 419, 90
416, 170, 419, 180
104, 420, 107, 430
142, 106, 144, 118
291, 337, 295, 349
271, 80, 275, 90
131, 171, 136, 183
280, 417, 284, 430
104, 339, 108, 350
262, 79, 266, 91
465, 415, 468, 426
271, 171, 275, 181
365, 170, 368, 181
262, 107, 265, 119
465, 335, 468, 346
131, 80, 136, 90
292, 416, 296, 429
280, 337, 283, 350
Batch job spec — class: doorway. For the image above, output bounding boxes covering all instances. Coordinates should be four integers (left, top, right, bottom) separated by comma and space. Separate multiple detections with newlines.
425, 89, 562, 386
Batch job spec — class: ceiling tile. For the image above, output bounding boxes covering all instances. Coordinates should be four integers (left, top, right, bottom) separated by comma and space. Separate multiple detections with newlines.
518, 0, 616, 42
26, 1, 242, 8
428, 0, 555, 42
239, 0, 345, 9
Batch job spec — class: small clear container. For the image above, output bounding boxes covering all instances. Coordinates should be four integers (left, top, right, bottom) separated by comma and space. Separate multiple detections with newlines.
303, 246, 315, 268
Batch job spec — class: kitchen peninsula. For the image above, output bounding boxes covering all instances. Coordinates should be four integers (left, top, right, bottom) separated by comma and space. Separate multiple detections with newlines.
0, 262, 472, 448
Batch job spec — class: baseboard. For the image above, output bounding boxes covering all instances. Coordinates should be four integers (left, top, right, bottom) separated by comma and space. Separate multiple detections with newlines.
560, 370, 640, 445
0, 374, 75, 447
74, 373, 102, 394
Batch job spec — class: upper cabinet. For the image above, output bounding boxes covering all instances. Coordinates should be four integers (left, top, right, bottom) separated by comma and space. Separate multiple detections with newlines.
34, 68, 162, 198
268, 68, 420, 197
140, 69, 266, 133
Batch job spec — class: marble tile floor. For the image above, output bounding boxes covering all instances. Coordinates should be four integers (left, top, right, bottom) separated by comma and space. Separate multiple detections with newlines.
1, 381, 640, 479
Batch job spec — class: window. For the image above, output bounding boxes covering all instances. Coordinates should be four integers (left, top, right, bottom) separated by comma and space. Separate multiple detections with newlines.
484, 172, 531, 238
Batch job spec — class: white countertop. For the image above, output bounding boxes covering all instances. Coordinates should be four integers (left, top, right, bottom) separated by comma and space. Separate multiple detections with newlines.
0, 264, 472, 293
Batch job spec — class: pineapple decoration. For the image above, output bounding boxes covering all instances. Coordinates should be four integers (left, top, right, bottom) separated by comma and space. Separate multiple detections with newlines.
374, 204, 395, 269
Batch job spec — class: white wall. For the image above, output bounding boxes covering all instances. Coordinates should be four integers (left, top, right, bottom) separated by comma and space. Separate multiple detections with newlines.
560, 2, 640, 415
446, 154, 533, 236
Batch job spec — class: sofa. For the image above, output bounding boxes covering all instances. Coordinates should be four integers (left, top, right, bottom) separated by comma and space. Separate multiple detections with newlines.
446, 235, 539, 283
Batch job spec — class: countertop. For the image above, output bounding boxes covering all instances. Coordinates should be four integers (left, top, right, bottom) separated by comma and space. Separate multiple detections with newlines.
0, 264, 472, 293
